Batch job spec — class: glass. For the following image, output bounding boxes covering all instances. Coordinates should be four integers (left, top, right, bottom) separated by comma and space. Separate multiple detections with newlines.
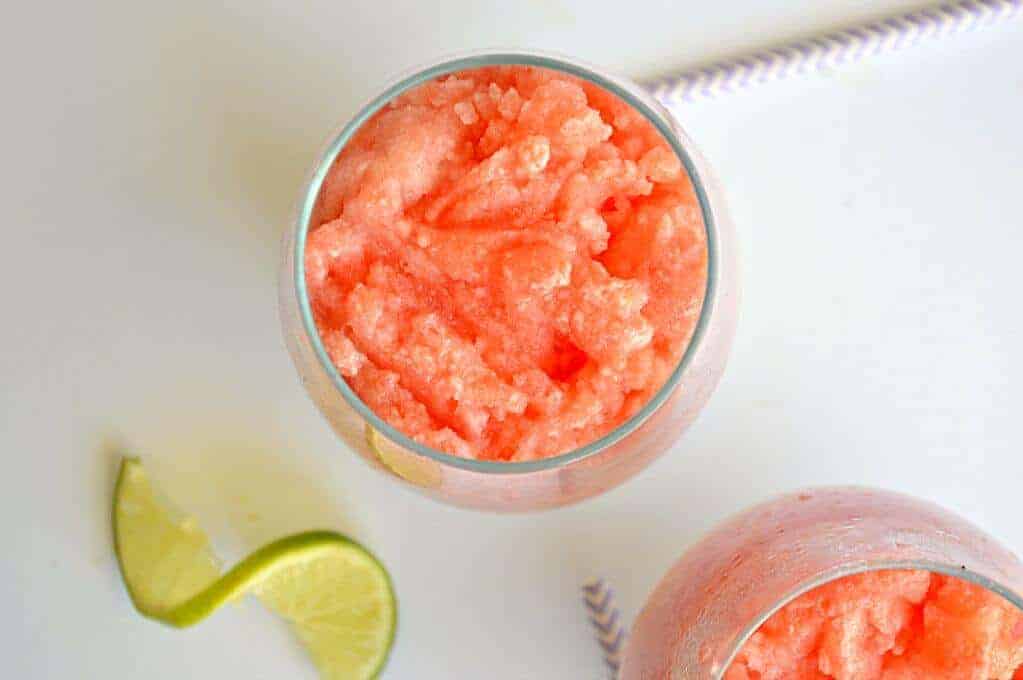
621, 487, 1023, 678
278, 50, 739, 511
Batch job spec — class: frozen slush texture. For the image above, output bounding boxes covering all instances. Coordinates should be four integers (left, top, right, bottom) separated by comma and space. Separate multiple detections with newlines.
726, 570, 1023, 680
305, 66, 707, 461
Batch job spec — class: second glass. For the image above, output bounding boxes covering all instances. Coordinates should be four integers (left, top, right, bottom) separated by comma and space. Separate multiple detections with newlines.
621, 487, 1023, 678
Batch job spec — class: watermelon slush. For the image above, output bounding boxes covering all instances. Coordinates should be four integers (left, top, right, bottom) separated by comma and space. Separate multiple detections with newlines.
304, 65, 708, 462
726, 569, 1023, 680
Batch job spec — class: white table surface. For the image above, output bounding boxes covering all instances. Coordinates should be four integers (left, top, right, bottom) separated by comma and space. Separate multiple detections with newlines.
4, 1, 1022, 677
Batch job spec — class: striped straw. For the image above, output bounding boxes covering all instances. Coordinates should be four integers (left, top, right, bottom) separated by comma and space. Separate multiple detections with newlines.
582, 577, 626, 677
645, 0, 1023, 105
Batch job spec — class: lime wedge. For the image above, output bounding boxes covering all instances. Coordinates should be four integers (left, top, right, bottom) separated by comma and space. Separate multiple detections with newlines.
365, 424, 441, 488
253, 538, 397, 679
112, 457, 221, 620
112, 457, 397, 679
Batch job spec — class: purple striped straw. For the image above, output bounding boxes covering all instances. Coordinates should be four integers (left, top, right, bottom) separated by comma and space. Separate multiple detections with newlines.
645, 0, 1022, 105
582, 577, 625, 677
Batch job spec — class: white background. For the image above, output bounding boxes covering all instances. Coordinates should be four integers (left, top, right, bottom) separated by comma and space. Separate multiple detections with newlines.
3, 1, 1022, 677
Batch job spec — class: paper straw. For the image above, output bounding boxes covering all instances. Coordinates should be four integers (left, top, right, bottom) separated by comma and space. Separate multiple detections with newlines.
582, 577, 625, 677
645, 0, 1023, 105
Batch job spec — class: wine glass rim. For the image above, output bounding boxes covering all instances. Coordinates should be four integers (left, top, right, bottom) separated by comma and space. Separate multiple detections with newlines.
291, 48, 720, 474
715, 559, 1023, 679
